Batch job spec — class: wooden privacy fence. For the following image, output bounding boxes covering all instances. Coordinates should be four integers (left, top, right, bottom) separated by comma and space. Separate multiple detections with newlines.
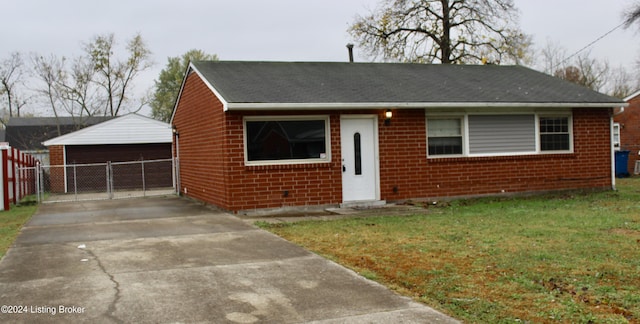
0, 145, 39, 211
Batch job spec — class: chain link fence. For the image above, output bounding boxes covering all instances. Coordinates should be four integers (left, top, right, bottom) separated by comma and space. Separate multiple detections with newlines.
14, 165, 40, 206
35, 158, 176, 203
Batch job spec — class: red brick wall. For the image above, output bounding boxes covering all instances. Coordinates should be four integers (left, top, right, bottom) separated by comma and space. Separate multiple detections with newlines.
173, 75, 345, 211
380, 109, 612, 201
49, 145, 64, 165
222, 112, 343, 211
614, 94, 640, 174
48, 145, 65, 193
174, 72, 613, 211
172, 72, 228, 208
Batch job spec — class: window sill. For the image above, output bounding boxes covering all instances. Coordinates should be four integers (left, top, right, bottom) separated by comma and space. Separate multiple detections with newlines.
244, 162, 334, 171
427, 153, 576, 163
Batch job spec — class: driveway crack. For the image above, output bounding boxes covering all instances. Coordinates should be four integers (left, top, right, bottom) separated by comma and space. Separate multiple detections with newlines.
84, 248, 124, 324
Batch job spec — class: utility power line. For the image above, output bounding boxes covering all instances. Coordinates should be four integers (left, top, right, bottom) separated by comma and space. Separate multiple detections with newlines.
555, 21, 626, 69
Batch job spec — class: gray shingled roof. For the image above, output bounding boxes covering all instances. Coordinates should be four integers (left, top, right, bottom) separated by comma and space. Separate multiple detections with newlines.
190, 61, 623, 108
6, 116, 112, 127
5, 116, 112, 150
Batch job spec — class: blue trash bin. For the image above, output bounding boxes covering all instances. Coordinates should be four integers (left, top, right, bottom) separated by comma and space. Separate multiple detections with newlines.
615, 150, 630, 178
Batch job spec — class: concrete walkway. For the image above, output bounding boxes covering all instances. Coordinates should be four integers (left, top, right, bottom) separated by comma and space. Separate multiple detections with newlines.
0, 196, 457, 323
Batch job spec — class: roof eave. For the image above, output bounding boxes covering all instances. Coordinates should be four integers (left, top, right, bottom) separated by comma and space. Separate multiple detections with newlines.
226, 102, 628, 111
53, 140, 171, 146
623, 89, 640, 102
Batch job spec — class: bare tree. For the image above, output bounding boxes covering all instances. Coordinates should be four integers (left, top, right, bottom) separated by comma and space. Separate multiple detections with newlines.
539, 40, 567, 75
538, 40, 615, 94
68, 55, 101, 117
32, 53, 109, 135
623, 1, 640, 94
0, 52, 29, 120
608, 66, 636, 98
31, 33, 153, 122
574, 53, 610, 91
85, 33, 153, 116
623, 1, 640, 28
552, 54, 609, 92
349, 0, 532, 64
31, 54, 67, 135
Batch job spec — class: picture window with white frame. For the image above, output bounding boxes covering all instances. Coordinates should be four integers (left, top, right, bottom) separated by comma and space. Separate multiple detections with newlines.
244, 116, 330, 165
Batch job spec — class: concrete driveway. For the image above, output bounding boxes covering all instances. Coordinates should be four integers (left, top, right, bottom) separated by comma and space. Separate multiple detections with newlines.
0, 196, 457, 323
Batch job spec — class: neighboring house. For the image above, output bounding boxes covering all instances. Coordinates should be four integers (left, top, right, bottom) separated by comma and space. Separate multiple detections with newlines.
43, 114, 173, 193
5, 116, 112, 166
171, 61, 625, 213
613, 90, 640, 174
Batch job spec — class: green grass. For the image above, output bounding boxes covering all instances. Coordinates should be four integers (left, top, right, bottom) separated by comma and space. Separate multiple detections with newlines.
0, 197, 38, 259
259, 178, 640, 323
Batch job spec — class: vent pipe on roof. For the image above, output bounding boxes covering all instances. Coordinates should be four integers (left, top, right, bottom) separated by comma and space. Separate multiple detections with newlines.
346, 44, 354, 63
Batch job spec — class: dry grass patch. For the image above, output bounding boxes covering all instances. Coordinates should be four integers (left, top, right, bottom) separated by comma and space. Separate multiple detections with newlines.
259, 179, 640, 323
0, 198, 38, 259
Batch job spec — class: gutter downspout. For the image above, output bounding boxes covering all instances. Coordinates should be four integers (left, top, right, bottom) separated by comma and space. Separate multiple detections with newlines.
612, 103, 630, 189
63, 146, 68, 194
610, 114, 616, 191
172, 126, 181, 195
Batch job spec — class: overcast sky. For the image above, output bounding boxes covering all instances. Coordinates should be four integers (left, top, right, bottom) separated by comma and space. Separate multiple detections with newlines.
2, 0, 638, 116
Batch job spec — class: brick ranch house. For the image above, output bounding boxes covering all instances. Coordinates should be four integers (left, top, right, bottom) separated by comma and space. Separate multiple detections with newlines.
613, 90, 640, 174
171, 61, 625, 213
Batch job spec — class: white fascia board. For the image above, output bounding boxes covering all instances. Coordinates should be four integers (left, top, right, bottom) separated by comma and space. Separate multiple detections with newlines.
170, 64, 193, 125
226, 102, 628, 111
188, 62, 230, 111
623, 89, 640, 102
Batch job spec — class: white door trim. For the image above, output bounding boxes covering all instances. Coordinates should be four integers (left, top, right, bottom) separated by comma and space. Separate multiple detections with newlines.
340, 115, 381, 204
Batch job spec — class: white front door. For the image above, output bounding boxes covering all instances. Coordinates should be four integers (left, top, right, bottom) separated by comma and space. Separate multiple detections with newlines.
341, 116, 379, 202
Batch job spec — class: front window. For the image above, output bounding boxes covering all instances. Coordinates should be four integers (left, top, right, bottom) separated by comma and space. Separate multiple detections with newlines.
539, 117, 571, 151
244, 116, 330, 165
427, 118, 463, 156
426, 111, 573, 158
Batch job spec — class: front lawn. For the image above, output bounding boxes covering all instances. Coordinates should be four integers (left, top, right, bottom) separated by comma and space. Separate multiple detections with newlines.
259, 179, 640, 323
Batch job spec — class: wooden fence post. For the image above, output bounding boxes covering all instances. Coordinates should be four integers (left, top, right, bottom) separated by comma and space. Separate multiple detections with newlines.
13, 148, 18, 204
1, 148, 9, 211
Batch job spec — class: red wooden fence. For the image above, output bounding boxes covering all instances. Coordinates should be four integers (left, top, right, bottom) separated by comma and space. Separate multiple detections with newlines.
0, 145, 38, 211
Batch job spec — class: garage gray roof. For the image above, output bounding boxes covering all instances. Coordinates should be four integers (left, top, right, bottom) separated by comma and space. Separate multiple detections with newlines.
190, 61, 624, 110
